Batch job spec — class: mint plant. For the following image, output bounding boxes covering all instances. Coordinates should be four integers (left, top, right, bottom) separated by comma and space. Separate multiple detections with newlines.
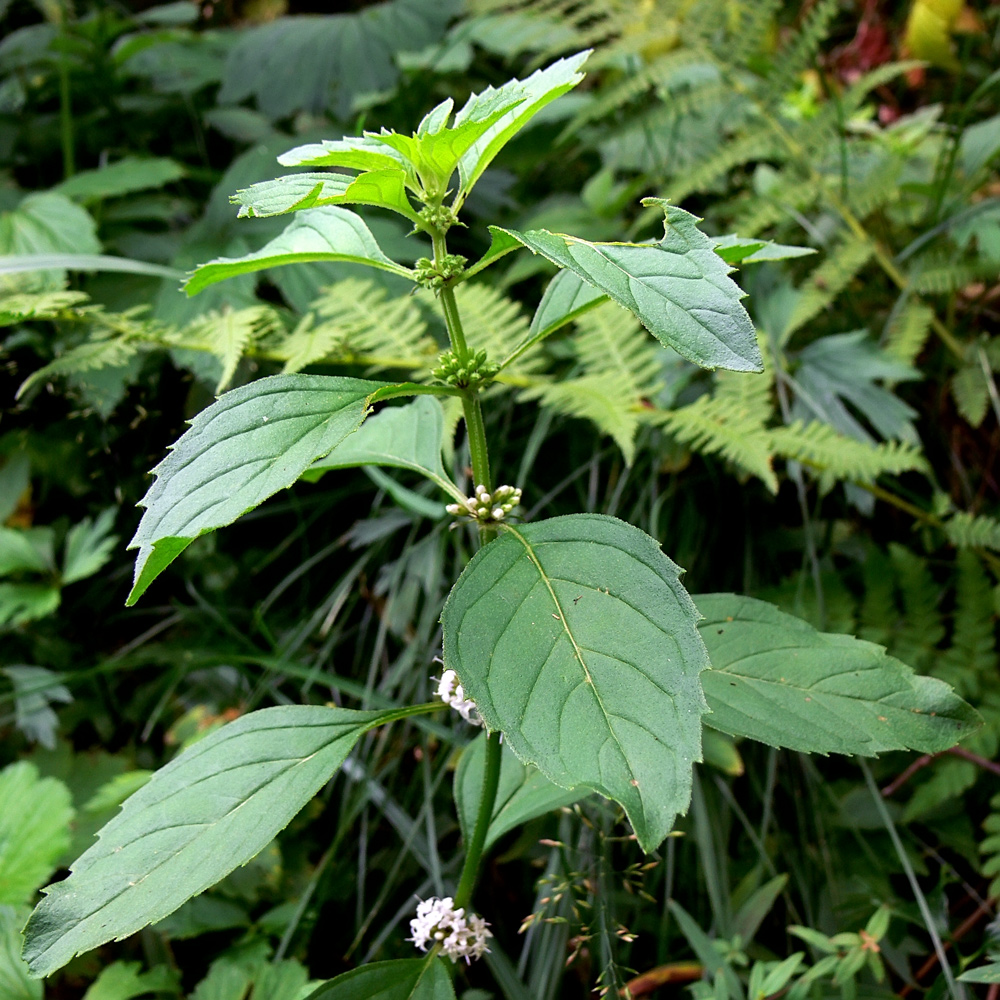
20, 52, 981, 998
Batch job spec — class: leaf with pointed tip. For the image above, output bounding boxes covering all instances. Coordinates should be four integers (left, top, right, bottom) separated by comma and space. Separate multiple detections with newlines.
232, 170, 417, 221
304, 958, 454, 1000
711, 234, 817, 265
498, 204, 761, 372
455, 732, 585, 851
21, 704, 432, 978
304, 396, 462, 500
695, 593, 980, 755
442, 514, 710, 853
127, 375, 393, 605
500, 268, 608, 369
185, 207, 413, 296
455, 51, 590, 199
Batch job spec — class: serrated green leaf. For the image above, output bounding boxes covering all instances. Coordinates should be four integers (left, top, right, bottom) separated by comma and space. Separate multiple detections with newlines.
22, 703, 431, 977
277, 135, 408, 173
127, 375, 392, 605
304, 396, 461, 500
442, 514, 710, 853
81, 960, 180, 1000
185, 207, 413, 296
62, 509, 117, 585
0, 193, 100, 293
0, 905, 41, 1000
53, 157, 186, 203
232, 170, 417, 222
0, 290, 89, 325
0, 762, 73, 905
497, 203, 761, 372
454, 51, 589, 199
455, 732, 585, 851
696, 593, 980, 755
303, 958, 454, 1000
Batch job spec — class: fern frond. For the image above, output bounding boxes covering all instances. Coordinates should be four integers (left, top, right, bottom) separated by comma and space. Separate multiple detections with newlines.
842, 160, 904, 218
276, 313, 345, 374
0, 290, 90, 324
311, 278, 437, 370
725, 0, 783, 67
573, 301, 661, 393
668, 131, 778, 203
938, 550, 997, 697
520, 373, 644, 465
452, 283, 543, 376
887, 542, 945, 669
858, 546, 896, 646
910, 258, 993, 295
981, 792, 1000, 901
952, 359, 990, 427
656, 349, 777, 491
771, 420, 928, 489
17, 334, 146, 399
785, 234, 873, 338
883, 301, 933, 366
763, 0, 840, 104
945, 512, 1000, 553
176, 306, 281, 393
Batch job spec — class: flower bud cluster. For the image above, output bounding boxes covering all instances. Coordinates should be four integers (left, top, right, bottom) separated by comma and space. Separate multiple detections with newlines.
435, 668, 481, 725
446, 483, 522, 524
413, 253, 467, 291
431, 348, 501, 388
417, 204, 461, 233
408, 896, 492, 963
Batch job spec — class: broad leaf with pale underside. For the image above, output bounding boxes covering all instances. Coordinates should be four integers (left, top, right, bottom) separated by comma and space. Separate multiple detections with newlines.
184, 207, 413, 296
303, 396, 462, 501
442, 513, 709, 853
22, 704, 435, 978
696, 594, 980, 754
495, 201, 762, 373
231, 171, 418, 222
127, 375, 393, 604
303, 958, 454, 1000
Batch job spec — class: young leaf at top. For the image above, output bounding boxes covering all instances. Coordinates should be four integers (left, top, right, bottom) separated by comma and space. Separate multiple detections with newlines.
127, 375, 393, 605
303, 396, 463, 502
22, 704, 434, 978
231, 170, 418, 223
184, 207, 413, 296
304, 957, 454, 1000
453, 51, 590, 204
455, 732, 585, 852
442, 513, 710, 853
495, 200, 763, 373
695, 594, 980, 755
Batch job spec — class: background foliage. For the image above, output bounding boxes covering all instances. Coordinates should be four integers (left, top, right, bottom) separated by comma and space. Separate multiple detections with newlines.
1, 0, 999, 997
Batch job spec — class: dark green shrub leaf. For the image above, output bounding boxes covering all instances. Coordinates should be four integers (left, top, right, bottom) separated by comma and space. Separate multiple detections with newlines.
496, 202, 762, 372
696, 593, 980, 754
442, 514, 709, 852
127, 375, 392, 604
22, 704, 430, 977
184, 207, 413, 296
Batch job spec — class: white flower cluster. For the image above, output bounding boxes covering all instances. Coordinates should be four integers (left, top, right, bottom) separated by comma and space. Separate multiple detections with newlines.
435, 668, 481, 726
446, 483, 522, 523
408, 896, 492, 963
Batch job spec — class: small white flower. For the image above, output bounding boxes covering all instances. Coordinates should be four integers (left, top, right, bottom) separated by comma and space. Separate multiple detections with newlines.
435, 668, 482, 726
408, 896, 492, 963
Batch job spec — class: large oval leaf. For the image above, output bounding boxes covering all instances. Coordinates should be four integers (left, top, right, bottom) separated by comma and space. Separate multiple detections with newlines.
127, 375, 392, 604
304, 958, 454, 1000
455, 732, 586, 852
495, 201, 762, 373
696, 593, 981, 754
441, 514, 710, 853
184, 206, 413, 296
22, 704, 431, 978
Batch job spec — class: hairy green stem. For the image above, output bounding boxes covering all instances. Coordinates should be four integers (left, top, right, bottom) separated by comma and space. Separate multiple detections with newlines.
454, 730, 502, 910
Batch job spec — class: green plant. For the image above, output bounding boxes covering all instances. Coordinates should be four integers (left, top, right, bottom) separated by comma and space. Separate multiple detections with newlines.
17, 51, 982, 998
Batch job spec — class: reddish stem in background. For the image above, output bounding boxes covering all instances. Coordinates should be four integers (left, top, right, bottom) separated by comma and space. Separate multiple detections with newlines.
881, 748, 1000, 798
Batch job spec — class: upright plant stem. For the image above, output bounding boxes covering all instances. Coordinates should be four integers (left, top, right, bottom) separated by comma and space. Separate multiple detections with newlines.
454, 730, 502, 909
